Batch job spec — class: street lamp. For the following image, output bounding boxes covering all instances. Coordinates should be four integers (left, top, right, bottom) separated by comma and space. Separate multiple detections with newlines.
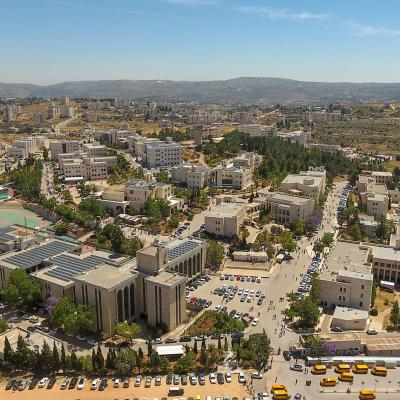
387, 380, 391, 393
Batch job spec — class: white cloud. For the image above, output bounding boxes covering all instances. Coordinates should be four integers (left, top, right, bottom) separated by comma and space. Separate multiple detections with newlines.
345, 21, 400, 37
235, 6, 328, 21
164, 0, 218, 5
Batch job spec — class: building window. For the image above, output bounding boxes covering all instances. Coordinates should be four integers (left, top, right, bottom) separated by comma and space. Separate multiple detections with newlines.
339, 296, 342, 301
359, 301, 363, 307
361, 284, 364, 289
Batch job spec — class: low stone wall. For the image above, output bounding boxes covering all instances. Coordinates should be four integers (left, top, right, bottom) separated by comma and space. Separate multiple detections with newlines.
24, 202, 60, 223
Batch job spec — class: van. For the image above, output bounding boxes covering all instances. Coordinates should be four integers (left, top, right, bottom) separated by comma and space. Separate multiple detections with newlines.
334, 363, 351, 374
353, 364, 368, 374
311, 364, 327, 374
320, 377, 337, 387
371, 366, 387, 376
168, 387, 184, 396
359, 390, 376, 400
271, 384, 288, 394
272, 390, 289, 400
338, 372, 353, 382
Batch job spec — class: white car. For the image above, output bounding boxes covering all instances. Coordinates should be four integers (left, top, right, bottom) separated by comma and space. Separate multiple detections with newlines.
225, 372, 232, 383
60, 379, 68, 390
91, 379, 99, 390
251, 318, 259, 326
258, 393, 270, 400
209, 373, 217, 384
77, 377, 86, 390
38, 377, 48, 388
114, 378, 121, 388
238, 372, 246, 383
251, 372, 263, 379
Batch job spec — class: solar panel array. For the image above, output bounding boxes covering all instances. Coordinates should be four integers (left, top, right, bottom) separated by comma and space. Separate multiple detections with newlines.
0, 226, 16, 242
167, 239, 200, 261
43, 254, 118, 283
4, 240, 78, 269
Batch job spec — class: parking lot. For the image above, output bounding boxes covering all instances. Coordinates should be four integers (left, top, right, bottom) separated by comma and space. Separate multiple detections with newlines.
1, 373, 249, 400
257, 358, 400, 400
187, 274, 268, 328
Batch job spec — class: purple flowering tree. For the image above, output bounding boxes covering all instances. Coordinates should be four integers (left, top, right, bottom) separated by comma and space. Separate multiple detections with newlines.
306, 211, 323, 232
44, 296, 59, 315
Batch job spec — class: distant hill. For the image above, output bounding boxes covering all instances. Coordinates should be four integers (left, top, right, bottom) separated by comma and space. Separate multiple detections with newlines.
1, 77, 400, 104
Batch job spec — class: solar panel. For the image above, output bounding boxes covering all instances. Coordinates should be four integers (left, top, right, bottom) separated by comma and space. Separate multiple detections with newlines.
5, 240, 79, 269
167, 239, 201, 261
43, 253, 119, 282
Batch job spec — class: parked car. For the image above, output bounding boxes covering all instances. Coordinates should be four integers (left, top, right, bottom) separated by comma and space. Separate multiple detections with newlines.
134, 375, 142, 387
5, 380, 16, 390
47, 377, 57, 389
209, 373, 217, 384
290, 364, 304, 372
99, 378, 108, 391
60, 379, 68, 390
217, 373, 224, 384
225, 372, 232, 383
238, 372, 246, 383
77, 377, 86, 390
69, 377, 78, 389
123, 377, 130, 388
38, 377, 49, 388
18, 380, 29, 391
251, 372, 263, 379
283, 351, 291, 361
91, 379, 99, 390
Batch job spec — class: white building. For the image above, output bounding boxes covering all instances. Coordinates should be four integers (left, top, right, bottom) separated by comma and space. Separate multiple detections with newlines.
82, 143, 110, 157
50, 140, 80, 160
205, 202, 246, 238
171, 164, 210, 188
210, 165, 253, 190
141, 137, 184, 168
232, 152, 263, 172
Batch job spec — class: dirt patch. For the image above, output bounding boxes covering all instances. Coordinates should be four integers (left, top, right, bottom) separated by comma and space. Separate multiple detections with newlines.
374, 288, 395, 313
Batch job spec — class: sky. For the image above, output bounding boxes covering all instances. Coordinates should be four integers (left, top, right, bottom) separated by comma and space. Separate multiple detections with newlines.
1, 0, 400, 84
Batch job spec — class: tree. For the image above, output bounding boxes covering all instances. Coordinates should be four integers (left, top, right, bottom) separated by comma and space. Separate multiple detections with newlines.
39, 341, 53, 372
281, 231, 297, 253
240, 333, 272, 372
115, 322, 141, 344
218, 337, 222, 350
193, 339, 198, 354
174, 351, 195, 374
321, 233, 334, 248
0, 318, 7, 334
43, 148, 49, 161
52, 340, 61, 372
78, 355, 93, 375
349, 224, 362, 241
223, 336, 229, 352
206, 240, 224, 269
149, 351, 162, 373
96, 345, 105, 372
292, 219, 305, 237
70, 350, 79, 371
114, 348, 135, 375
285, 294, 321, 328
390, 300, 400, 329
199, 347, 208, 368
13, 334, 36, 370
2, 269, 42, 311
3, 336, 13, 364
60, 343, 67, 373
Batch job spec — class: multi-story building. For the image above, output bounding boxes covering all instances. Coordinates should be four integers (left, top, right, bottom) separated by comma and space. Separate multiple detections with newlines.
283, 130, 312, 147
254, 192, 315, 224
210, 165, 252, 190
365, 193, 389, 218
303, 110, 343, 123
4, 106, 14, 122
205, 202, 246, 238
7, 136, 47, 159
232, 152, 263, 172
50, 140, 80, 160
239, 124, 277, 138
279, 167, 326, 201
140, 137, 184, 168
0, 228, 208, 337
191, 124, 204, 145
171, 164, 210, 188
317, 240, 373, 312
63, 106, 74, 118
47, 103, 60, 120
359, 170, 393, 186
124, 179, 172, 213
82, 143, 110, 157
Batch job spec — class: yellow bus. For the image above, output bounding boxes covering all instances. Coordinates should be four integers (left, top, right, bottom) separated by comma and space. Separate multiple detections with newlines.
273, 390, 289, 400
371, 366, 387, 376
311, 364, 327, 374
353, 364, 368, 374
271, 384, 288, 393
334, 363, 351, 374
320, 377, 337, 387
359, 390, 376, 400
338, 372, 354, 382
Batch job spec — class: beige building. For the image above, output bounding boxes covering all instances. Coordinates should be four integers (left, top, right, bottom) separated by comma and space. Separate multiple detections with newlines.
279, 167, 326, 201
255, 192, 315, 224
205, 202, 246, 237
171, 164, 210, 188
7, 136, 47, 159
359, 170, 393, 186
210, 165, 253, 190
58, 152, 117, 181
82, 143, 110, 157
365, 193, 389, 218
138, 137, 183, 168
232, 152, 263, 172
0, 228, 208, 337
317, 240, 373, 312
331, 306, 368, 331
50, 140, 80, 160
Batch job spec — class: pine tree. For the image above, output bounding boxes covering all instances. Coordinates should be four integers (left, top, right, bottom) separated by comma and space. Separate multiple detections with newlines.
91, 349, 98, 373
96, 345, 104, 372
199, 347, 208, 368
70, 350, 79, 371
60, 343, 67, 373
52, 341, 61, 372
217, 337, 222, 350
201, 336, 206, 349
3, 336, 13, 364
223, 336, 229, 352
138, 347, 144, 360
105, 349, 113, 370
40, 341, 53, 372
193, 339, 198, 354
390, 300, 400, 329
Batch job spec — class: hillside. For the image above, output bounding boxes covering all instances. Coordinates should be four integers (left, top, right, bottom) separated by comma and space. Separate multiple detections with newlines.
1, 77, 400, 104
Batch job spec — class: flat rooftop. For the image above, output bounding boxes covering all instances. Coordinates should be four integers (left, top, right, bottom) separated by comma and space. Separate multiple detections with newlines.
368, 244, 400, 262
320, 240, 371, 280
146, 270, 185, 287
281, 173, 323, 187
164, 237, 205, 262
206, 202, 245, 218
257, 191, 313, 205
333, 306, 369, 321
